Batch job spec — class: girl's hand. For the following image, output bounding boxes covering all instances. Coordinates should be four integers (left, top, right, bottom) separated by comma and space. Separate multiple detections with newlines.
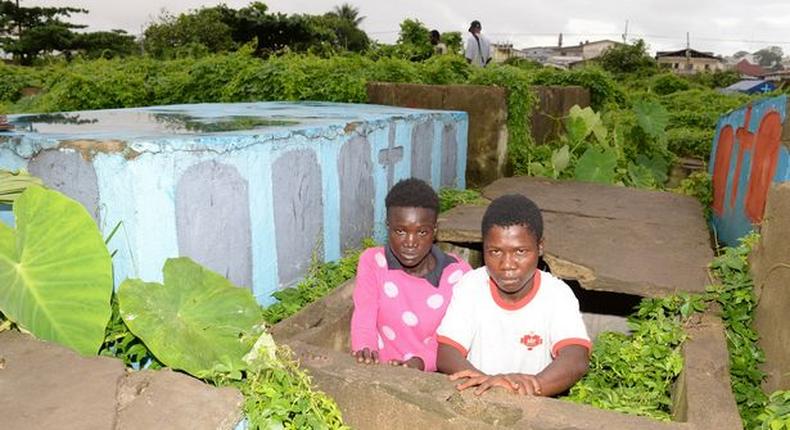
352, 348, 379, 364
388, 356, 425, 370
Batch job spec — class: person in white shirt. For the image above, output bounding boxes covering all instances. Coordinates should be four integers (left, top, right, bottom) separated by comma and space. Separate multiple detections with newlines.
436, 194, 590, 396
464, 20, 491, 67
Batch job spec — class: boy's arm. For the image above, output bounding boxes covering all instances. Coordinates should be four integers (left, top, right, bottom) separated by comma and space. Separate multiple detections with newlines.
437, 343, 479, 375
531, 344, 589, 396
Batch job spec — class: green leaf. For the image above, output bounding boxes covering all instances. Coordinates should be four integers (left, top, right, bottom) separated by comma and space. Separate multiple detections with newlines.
567, 105, 608, 144
118, 257, 263, 379
636, 154, 669, 185
574, 146, 618, 184
0, 186, 112, 355
551, 144, 571, 177
633, 100, 669, 139
627, 162, 657, 189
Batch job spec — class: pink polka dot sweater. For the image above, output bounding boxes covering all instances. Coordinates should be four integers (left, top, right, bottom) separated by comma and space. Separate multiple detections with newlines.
350, 246, 472, 371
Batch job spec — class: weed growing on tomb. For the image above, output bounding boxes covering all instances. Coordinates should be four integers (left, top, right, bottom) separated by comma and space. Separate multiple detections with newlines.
99, 294, 164, 370
706, 233, 768, 429
565, 234, 786, 428
562, 294, 704, 421
227, 346, 349, 430
263, 239, 374, 325
671, 171, 713, 219
438, 188, 487, 213
756, 390, 790, 430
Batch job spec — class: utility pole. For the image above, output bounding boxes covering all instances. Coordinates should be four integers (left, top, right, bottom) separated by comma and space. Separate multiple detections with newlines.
622, 20, 629, 44
686, 32, 691, 70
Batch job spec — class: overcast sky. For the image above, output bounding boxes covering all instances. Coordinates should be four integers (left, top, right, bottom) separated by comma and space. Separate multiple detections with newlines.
25, 0, 790, 56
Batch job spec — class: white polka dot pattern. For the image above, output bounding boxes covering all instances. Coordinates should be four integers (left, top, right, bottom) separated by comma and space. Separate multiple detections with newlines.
383, 281, 399, 298
426, 294, 444, 309
448, 269, 464, 284
381, 325, 396, 340
378, 335, 384, 349
403, 353, 414, 361
375, 252, 387, 268
423, 337, 432, 345
402, 311, 418, 327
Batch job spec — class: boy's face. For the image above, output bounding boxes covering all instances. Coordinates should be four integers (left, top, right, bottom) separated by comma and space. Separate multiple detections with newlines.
387, 206, 437, 269
483, 224, 543, 299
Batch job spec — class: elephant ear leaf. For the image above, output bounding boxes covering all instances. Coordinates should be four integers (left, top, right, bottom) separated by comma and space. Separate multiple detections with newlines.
118, 257, 264, 379
0, 186, 113, 355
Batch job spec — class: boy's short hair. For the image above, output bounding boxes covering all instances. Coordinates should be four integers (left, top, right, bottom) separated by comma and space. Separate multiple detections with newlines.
385, 178, 439, 214
481, 194, 543, 240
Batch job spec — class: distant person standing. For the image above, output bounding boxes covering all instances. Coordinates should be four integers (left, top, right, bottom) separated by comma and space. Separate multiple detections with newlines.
430, 30, 448, 55
465, 20, 491, 67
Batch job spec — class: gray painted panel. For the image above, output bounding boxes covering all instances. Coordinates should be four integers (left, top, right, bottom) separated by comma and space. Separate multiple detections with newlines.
28, 150, 101, 224
176, 161, 252, 289
441, 122, 459, 188
411, 120, 433, 182
339, 137, 374, 250
272, 150, 324, 286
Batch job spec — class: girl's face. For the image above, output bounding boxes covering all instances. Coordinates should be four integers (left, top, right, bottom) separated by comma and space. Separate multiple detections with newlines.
484, 224, 543, 300
387, 206, 437, 270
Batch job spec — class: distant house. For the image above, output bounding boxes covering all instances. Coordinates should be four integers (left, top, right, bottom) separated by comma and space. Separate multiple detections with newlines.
760, 69, 790, 87
720, 79, 776, 95
656, 48, 724, 74
491, 43, 526, 63
559, 39, 622, 60
734, 59, 768, 79
520, 46, 560, 63
521, 39, 622, 69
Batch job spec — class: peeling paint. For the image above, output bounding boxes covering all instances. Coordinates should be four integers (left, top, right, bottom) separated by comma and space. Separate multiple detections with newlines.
0, 102, 468, 304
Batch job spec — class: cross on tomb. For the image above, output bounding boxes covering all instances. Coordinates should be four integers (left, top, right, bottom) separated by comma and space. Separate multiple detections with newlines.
378, 138, 403, 189
760, 83, 772, 93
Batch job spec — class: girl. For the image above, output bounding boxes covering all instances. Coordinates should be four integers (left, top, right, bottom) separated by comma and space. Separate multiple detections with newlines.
350, 178, 472, 371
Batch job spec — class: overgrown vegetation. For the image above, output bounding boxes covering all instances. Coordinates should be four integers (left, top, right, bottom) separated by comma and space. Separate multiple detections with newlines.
563, 235, 790, 428
263, 239, 373, 325
0, 184, 351, 428
707, 233, 768, 429
563, 294, 704, 420
438, 188, 487, 213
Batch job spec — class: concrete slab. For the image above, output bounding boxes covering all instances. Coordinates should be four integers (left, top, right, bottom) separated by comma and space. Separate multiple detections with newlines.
0, 330, 124, 430
116, 369, 243, 430
751, 182, 790, 392
436, 177, 713, 297
0, 331, 243, 430
273, 279, 742, 430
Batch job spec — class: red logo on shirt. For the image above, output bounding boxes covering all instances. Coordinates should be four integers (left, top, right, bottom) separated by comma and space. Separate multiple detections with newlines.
520, 333, 543, 350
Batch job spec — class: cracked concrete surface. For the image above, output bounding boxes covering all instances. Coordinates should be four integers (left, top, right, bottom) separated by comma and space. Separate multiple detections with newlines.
0, 331, 243, 430
436, 176, 713, 297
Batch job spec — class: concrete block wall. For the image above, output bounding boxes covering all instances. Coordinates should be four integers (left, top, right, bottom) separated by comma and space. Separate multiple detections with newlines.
367, 82, 590, 188
0, 102, 468, 305
709, 95, 790, 245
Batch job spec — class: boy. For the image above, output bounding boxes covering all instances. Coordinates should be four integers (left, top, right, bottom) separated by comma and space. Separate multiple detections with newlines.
436, 194, 590, 396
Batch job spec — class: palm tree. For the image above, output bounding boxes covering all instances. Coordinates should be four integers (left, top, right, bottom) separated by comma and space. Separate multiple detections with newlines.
331, 3, 364, 27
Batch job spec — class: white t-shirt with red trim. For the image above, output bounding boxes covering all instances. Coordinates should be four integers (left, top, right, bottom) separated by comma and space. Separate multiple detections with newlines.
436, 267, 590, 376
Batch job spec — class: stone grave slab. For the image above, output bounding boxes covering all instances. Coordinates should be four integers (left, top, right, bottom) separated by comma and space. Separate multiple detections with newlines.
0, 331, 243, 430
273, 280, 742, 430
437, 177, 713, 297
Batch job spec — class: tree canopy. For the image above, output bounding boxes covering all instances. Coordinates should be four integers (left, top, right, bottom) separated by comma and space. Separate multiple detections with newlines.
0, 1, 136, 64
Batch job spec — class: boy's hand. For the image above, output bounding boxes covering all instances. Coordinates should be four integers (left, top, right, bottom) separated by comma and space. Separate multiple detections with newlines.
352, 348, 379, 364
388, 356, 425, 370
450, 369, 511, 395
502, 374, 542, 396
449, 370, 543, 396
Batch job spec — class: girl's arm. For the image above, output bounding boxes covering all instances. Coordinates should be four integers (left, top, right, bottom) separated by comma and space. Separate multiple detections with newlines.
350, 250, 381, 360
